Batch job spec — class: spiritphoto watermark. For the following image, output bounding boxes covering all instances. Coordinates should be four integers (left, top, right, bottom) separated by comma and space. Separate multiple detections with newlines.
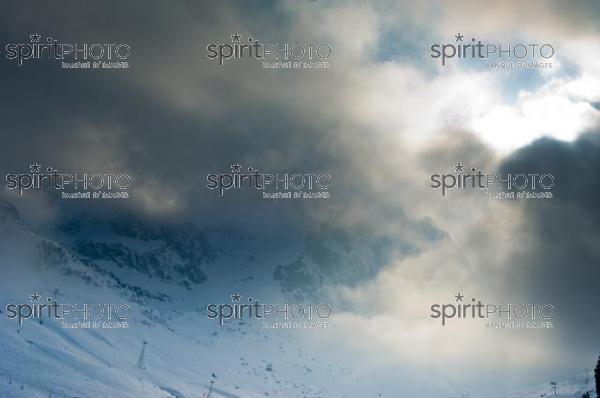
5, 33, 131, 69
430, 163, 554, 199
5, 163, 131, 199
5, 292, 130, 329
206, 163, 332, 199
430, 33, 555, 69
430, 293, 555, 329
206, 33, 331, 70
206, 293, 332, 329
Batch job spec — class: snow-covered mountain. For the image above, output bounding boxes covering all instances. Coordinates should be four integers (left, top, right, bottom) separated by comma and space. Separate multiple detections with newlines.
0, 201, 385, 397
0, 200, 596, 398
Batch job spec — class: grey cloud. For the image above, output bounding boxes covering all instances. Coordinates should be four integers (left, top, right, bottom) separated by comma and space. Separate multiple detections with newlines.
0, 0, 599, 388
499, 131, 600, 362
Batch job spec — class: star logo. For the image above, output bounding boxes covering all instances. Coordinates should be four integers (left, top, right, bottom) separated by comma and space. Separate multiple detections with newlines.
30, 292, 41, 302
454, 33, 464, 42
29, 33, 41, 43
231, 33, 241, 42
29, 163, 42, 173
231, 293, 241, 302
454, 163, 465, 172
455, 293, 464, 302
231, 163, 242, 172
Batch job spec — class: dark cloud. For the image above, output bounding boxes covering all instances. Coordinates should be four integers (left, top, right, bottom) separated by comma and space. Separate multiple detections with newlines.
0, 0, 344, 230
499, 131, 600, 361
0, 0, 446, 247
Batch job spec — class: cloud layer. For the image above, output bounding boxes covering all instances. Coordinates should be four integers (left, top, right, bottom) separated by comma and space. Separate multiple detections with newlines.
1, 0, 599, 388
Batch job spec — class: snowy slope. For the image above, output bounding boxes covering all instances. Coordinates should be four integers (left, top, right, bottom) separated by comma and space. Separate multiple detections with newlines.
0, 200, 596, 398
510, 373, 596, 398
0, 201, 378, 397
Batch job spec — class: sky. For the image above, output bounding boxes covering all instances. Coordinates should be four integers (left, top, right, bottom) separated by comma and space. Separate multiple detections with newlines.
1, 0, 599, 392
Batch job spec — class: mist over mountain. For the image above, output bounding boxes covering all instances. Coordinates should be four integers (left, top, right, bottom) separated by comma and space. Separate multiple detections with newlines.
0, 200, 596, 397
